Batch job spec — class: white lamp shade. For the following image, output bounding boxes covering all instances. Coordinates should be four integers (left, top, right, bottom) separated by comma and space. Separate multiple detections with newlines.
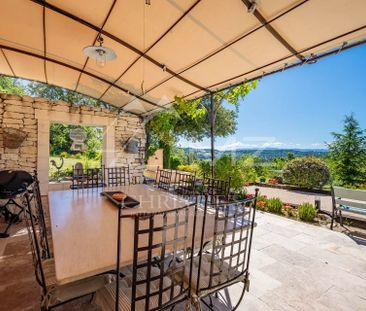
82, 46, 117, 61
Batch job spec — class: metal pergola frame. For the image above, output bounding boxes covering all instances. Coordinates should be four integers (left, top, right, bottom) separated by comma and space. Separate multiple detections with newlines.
1, 0, 363, 116
149, 33, 366, 115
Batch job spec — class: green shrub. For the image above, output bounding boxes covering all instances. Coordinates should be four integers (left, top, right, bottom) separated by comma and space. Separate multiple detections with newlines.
177, 164, 199, 174
215, 155, 245, 191
283, 157, 330, 189
266, 198, 283, 214
74, 153, 83, 159
169, 156, 182, 170
298, 203, 317, 222
59, 151, 70, 158
197, 160, 211, 177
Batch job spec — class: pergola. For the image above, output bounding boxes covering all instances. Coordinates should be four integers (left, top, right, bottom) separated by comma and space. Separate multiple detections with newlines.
0, 0, 365, 117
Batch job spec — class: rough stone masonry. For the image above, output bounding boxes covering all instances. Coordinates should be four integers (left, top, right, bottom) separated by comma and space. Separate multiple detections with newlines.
0, 93, 146, 182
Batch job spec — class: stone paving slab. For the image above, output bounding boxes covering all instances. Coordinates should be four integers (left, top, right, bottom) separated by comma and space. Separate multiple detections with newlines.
247, 185, 333, 211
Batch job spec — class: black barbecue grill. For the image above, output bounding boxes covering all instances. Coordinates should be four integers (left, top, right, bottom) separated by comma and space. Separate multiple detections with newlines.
0, 170, 34, 238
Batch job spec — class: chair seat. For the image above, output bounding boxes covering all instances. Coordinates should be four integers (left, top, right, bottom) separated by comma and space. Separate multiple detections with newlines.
42, 258, 112, 308
48, 274, 112, 307
170, 254, 245, 296
95, 266, 181, 311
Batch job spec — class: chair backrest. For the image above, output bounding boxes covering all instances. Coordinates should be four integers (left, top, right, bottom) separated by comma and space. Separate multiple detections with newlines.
23, 183, 48, 295
155, 168, 172, 191
332, 186, 366, 210
105, 166, 130, 187
173, 171, 196, 198
115, 203, 198, 311
71, 165, 104, 189
202, 176, 231, 202
31, 171, 51, 259
194, 190, 258, 296
74, 162, 83, 176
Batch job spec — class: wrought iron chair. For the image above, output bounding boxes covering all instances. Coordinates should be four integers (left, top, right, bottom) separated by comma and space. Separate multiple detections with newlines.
22, 183, 112, 311
172, 171, 197, 199
176, 189, 259, 310
155, 167, 173, 192
29, 171, 51, 259
71, 164, 105, 189
94, 202, 199, 311
200, 176, 231, 204
105, 166, 130, 187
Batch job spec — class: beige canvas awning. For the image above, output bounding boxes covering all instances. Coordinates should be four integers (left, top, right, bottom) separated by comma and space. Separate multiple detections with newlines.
0, 0, 365, 116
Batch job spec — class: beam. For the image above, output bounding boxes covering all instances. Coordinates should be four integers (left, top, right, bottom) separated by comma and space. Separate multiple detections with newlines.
75, 0, 117, 93
98, 0, 203, 101
140, 0, 309, 98
143, 34, 366, 116
0, 44, 167, 112
241, 0, 305, 61
0, 48, 16, 76
207, 25, 366, 90
0, 73, 140, 117
42, 3, 48, 83
29, 0, 208, 92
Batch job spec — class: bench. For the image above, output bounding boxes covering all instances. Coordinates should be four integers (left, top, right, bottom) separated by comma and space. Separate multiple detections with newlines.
331, 186, 366, 229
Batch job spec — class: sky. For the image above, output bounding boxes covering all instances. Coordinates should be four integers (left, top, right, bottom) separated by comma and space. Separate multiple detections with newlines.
179, 44, 366, 151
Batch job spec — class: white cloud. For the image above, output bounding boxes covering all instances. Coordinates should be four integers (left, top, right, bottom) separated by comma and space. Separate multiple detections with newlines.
179, 137, 328, 150
311, 143, 326, 148
181, 139, 298, 150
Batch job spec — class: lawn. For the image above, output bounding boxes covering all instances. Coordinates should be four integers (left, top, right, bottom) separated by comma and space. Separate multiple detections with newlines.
49, 156, 101, 179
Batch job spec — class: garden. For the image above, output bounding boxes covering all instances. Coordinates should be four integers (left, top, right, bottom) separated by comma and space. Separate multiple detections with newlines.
152, 114, 366, 227
48, 123, 103, 181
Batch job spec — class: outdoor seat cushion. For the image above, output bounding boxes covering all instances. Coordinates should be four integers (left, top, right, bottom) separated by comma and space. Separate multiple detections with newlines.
42, 258, 112, 308
337, 205, 366, 215
47, 274, 113, 308
170, 254, 245, 296
94, 265, 181, 311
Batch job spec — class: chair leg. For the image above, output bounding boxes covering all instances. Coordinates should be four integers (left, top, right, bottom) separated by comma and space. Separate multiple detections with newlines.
340, 211, 343, 226
192, 297, 202, 311
232, 286, 246, 311
89, 292, 95, 303
209, 295, 214, 308
184, 300, 192, 311
330, 217, 334, 230
201, 299, 212, 311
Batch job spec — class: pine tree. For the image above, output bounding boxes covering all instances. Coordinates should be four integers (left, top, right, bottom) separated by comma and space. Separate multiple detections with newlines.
328, 114, 366, 187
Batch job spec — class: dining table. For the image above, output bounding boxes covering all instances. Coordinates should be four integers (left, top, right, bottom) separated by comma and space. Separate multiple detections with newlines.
48, 184, 217, 285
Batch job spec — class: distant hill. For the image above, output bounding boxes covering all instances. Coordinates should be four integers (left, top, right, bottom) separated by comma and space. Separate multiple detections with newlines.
183, 147, 328, 161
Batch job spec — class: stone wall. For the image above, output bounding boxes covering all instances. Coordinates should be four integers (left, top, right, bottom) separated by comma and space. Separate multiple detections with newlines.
0, 93, 146, 182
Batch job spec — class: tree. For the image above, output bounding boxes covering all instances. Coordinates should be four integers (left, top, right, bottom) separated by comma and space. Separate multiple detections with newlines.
50, 123, 73, 155
50, 124, 102, 159
176, 82, 257, 176
146, 81, 257, 171
328, 114, 366, 187
287, 152, 295, 161
145, 110, 180, 166
0, 76, 24, 95
26, 82, 105, 107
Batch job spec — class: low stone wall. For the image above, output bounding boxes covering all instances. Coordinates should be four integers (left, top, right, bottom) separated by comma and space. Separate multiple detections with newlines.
0, 93, 146, 185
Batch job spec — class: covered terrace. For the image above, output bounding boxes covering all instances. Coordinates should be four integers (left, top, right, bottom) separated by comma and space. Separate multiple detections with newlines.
0, 1, 366, 311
